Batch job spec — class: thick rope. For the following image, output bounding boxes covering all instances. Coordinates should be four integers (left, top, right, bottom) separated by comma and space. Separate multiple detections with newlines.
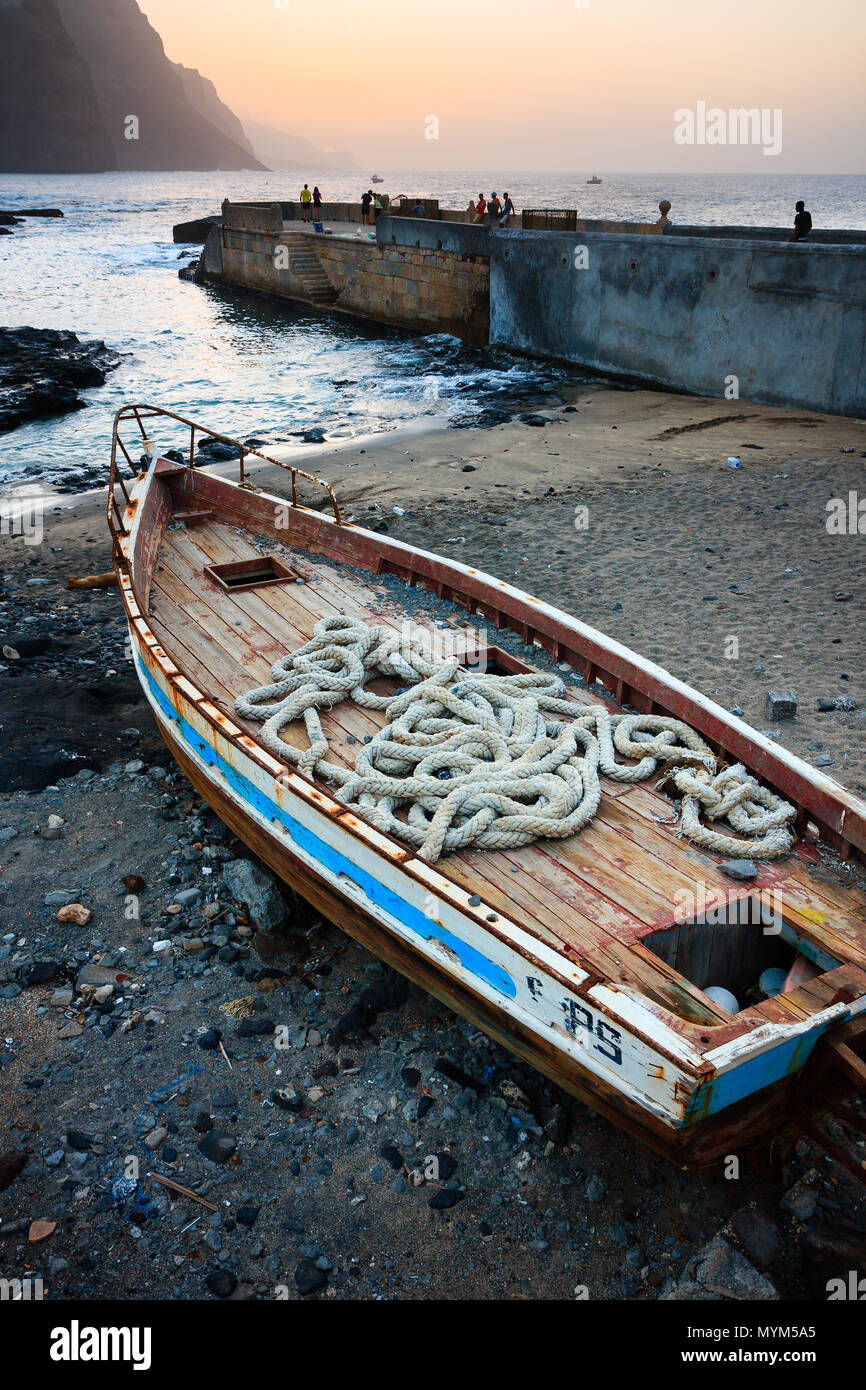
235, 616, 796, 864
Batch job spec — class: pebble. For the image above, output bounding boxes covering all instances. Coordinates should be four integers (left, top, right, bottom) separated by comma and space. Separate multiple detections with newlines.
172, 887, 201, 908
197, 1132, 237, 1164
429, 1187, 464, 1210
818, 694, 858, 713
56, 903, 91, 925
65, 1130, 94, 1152
295, 1257, 328, 1295
44, 889, 82, 906
205, 1270, 237, 1299
271, 1085, 303, 1112
720, 859, 757, 881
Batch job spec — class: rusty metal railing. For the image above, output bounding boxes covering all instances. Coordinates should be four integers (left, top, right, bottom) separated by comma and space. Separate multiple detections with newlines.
521, 209, 578, 231
107, 403, 342, 573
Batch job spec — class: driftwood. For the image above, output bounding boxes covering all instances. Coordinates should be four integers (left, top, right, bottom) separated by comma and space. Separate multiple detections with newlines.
67, 572, 117, 590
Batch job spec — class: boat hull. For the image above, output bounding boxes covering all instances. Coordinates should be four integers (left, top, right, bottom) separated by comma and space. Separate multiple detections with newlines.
140, 640, 819, 1169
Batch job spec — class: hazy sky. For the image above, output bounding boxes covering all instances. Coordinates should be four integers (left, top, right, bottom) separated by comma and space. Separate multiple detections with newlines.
141, 0, 866, 171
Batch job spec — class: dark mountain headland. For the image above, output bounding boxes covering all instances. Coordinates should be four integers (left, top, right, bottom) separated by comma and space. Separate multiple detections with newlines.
0, 0, 264, 172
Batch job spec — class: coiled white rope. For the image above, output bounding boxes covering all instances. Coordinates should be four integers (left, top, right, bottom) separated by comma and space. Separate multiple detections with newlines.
235, 616, 796, 864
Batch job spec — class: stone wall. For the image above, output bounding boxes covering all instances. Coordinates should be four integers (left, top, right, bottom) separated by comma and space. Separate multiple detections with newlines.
222, 200, 282, 234
665, 225, 866, 246
318, 238, 489, 343
210, 223, 489, 344
377, 215, 490, 258
489, 229, 866, 416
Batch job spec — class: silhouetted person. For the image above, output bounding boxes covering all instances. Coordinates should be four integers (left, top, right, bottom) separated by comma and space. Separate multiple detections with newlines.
300, 183, 312, 222
792, 200, 812, 242
361, 189, 373, 226
312, 186, 322, 219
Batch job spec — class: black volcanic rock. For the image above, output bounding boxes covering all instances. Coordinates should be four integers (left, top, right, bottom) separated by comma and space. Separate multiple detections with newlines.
0, 328, 122, 434
0, 0, 266, 174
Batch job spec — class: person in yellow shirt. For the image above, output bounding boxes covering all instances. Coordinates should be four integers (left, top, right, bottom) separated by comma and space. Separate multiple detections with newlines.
300, 184, 313, 223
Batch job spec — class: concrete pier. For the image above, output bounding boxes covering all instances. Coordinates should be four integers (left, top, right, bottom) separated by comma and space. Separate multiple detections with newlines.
192, 200, 866, 417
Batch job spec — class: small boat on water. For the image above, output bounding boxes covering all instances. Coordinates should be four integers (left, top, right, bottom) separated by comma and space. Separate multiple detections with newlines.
371, 175, 384, 184
109, 405, 866, 1173
587, 175, 603, 184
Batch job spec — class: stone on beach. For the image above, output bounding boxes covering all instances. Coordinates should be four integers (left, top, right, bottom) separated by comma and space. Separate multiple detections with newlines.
221, 858, 287, 932
765, 690, 797, 720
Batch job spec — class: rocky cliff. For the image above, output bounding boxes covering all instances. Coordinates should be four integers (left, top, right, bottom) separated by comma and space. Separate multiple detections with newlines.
0, 0, 265, 172
0, 0, 116, 173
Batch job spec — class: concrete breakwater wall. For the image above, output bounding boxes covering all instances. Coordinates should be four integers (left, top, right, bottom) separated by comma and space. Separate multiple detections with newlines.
201, 207, 489, 343
195, 202, 866, 416
488, 229, 866, 416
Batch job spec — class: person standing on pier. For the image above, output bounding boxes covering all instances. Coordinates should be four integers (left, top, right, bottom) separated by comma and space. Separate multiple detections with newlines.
472, 192, 486, 223
300, 183, 313, 222
313, 186, 322, 220
488, 192, 502, 223
361, 189, 373, 226
792, 200, 812, 242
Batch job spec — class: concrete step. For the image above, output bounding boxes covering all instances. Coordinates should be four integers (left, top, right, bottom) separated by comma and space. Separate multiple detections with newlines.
279, 234, 338, 303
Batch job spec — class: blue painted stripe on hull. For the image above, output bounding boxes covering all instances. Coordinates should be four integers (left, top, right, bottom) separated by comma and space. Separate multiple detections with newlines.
690, 1026, 830, 1118
141, 661, 516, 999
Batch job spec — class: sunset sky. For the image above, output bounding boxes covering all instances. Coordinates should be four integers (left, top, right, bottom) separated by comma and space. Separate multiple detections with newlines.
141, 0, 866, 171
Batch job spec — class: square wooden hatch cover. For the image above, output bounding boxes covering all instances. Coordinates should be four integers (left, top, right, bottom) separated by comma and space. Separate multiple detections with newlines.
203, 556, 304, 593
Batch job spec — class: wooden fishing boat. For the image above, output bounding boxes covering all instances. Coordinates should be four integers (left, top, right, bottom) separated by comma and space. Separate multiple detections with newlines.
108, 404, 866, 1173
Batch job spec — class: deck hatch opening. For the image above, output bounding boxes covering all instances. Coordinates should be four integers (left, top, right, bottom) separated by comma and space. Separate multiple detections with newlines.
643, 895, 841, 1015
203, 557, 302, 593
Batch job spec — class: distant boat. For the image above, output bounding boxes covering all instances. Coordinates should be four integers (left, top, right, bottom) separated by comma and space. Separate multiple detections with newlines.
371, 175, 384, 184
587, 175, 603, 185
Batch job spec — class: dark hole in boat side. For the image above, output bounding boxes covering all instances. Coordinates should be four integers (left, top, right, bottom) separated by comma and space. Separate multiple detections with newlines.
643, 897, 841, 1016
203, 557, 303, 593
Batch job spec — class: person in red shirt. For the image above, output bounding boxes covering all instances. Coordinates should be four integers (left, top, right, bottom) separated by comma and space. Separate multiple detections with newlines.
488, 192, 502, 221
472, 193, 486, 224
